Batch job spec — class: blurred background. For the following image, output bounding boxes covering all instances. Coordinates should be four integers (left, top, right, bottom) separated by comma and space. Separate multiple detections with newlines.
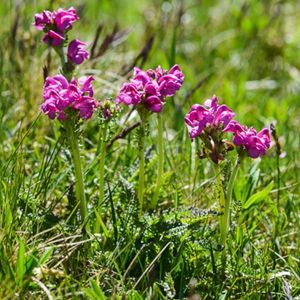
1, 0, 299, 140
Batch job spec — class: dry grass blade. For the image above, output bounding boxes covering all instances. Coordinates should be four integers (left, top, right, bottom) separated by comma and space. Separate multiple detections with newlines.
122, 244, 146, 281
92, 24, 129, 59
31, 277, 54, 300
11, 3, 20, 49
106, 121, 140, 150
90, 22, 104, 59
121, 35, 155, 76
185, 74, 210, 102
133, 242, 171, 289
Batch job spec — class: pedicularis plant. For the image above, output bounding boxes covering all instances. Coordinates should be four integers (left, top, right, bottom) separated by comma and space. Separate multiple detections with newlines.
34, 7, 271, 261
185, 95, 271, 266
34, 7, 108, 231
116, 65, 184, 216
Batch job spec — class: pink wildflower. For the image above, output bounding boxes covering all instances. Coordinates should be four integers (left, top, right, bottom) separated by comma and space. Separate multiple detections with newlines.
157, 65, 184, 97
116, 65, 184, 113
42, 30, 64, 47
34, 10, 52, 30
41, 74, 97, 121
52, 7, 78, 32
33, 7, 79, 47
225, 122, 271, 158
184, 95, 235, 140
67, 39, 89, 65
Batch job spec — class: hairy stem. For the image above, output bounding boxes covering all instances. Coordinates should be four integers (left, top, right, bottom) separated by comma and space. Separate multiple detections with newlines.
152, 114, 163, 208
64, 119, 88, 223
224, 157, 240, 238
54, 47, 66, 68
214, 157, 240, 269
213, 164, 226, 248
138, 120, 145, 218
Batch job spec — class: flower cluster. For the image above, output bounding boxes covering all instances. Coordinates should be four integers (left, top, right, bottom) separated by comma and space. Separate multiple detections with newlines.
224, 121, 271, 158
41, 75, 98, 121
34, 7, 88, 65
116, 65, 184, 113
184, 95, 235, 140
34, 7, 78, 46
185, 96, 270, 159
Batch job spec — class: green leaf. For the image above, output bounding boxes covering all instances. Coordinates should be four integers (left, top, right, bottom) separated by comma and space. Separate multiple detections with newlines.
38, 246, 54, 266
84, 279, 106, 300
127, 290, 145, 300
243, 182, 274, 210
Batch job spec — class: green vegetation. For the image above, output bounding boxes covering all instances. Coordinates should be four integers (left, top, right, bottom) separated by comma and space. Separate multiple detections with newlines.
0, 0, 299, 299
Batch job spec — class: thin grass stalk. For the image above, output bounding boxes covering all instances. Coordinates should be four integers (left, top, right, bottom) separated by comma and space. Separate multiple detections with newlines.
95, 123, 108, 232
152, 113, 163, 208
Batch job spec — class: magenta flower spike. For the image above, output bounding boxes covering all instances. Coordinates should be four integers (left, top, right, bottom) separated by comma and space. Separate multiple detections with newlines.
34, 10, 52, 30
116, 64, 184, 215
41, 74, 98, 121
184, 95, 271, 262
157, 65, 184, 97
35, 7, 94, 227
34, 7, 79, 47
184, 95, 235, 141
225, 122, 271, 158
52, 7, 79, 32
116, 64, 184, 113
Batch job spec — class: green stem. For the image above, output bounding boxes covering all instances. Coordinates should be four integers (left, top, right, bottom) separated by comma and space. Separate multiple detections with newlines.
152, 114, 163, 208
224, 157, 240, 238
138, 120, 145, 218
54, 47, 65, 66
95, 123, 108, 232
214, 158, 239, 250
64, 119, 88, 223
53, 46, 74, 81
213, 164, 226, 248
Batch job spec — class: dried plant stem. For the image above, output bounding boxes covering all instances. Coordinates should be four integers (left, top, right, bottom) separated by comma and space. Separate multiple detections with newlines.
152, 114, 163, 208
64, 119, 88, 223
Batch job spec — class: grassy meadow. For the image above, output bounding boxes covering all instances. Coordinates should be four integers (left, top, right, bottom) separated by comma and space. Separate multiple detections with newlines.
0, 0, 299, 299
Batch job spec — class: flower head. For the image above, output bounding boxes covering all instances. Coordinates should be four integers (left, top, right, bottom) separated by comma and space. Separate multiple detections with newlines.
116, 82, 141, 106
33, 7, 79, 47
67, 39, 89, 65
41, 74, 97, 121
184, 95, 271, 162
34, 10, 52, 30
225, 122, 271, 158
157, 64, 184, 97
116, 65, 184, 114
184, 95, 235, 140
52, 7, 79, 32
